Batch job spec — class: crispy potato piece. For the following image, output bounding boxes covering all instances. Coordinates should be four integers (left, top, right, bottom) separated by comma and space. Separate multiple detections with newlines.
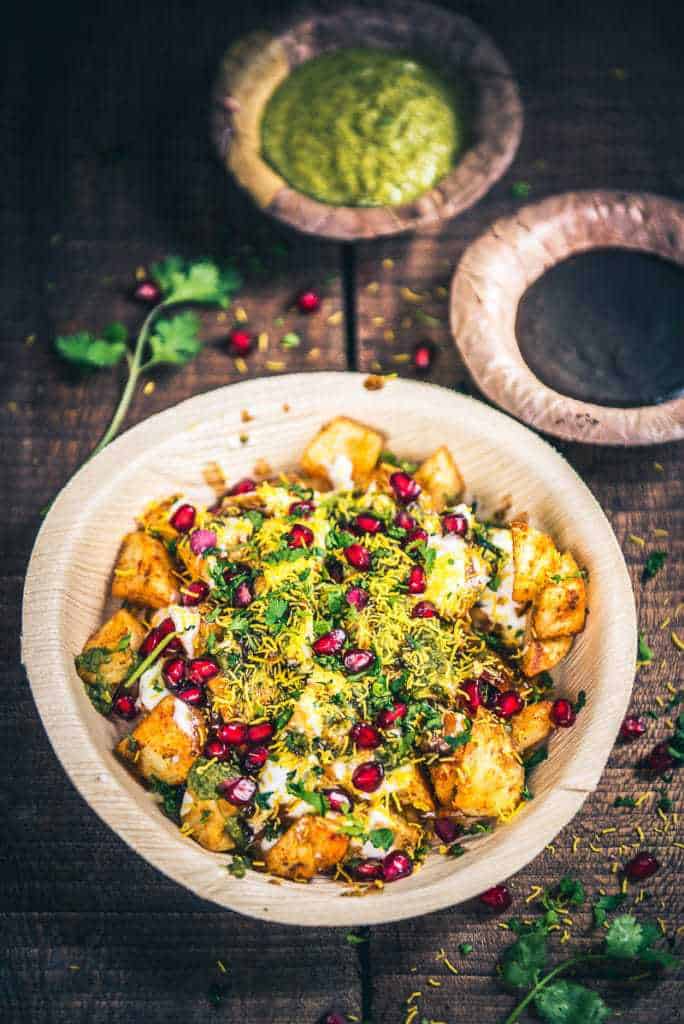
387, 763, 435, 814
116, 695, 205, 785
510, 701, 555, 753
181, 794, 237, 852
430, 712, 524, 818
112, 531, 179, 609
511, 521, 561, 604
300, 416, 384, 488
414, 446, 464, 511
76, 608, 146, 688
265, 815, 349, 880
533, 552, 587, 640
521, 632, 573, 677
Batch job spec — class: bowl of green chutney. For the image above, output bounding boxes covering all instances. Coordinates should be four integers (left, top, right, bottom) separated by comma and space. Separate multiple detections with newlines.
211, 1, 523, 241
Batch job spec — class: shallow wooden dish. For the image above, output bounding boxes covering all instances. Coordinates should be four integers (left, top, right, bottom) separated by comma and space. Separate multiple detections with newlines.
22, 373, 635, 926
210, 1, 522, 241
451, 190, 684, 444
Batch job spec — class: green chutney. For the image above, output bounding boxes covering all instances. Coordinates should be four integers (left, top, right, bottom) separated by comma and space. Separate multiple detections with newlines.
261, 48, 464, 207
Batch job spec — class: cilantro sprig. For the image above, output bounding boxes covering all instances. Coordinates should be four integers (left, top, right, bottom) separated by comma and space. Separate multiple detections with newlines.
54, 256, 241, 456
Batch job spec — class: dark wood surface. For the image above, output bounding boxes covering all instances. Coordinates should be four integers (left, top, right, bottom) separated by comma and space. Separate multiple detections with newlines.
2, 2, 683, 1022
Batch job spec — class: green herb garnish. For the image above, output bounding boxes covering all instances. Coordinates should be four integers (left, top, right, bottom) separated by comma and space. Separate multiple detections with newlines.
642, 550, 667, 582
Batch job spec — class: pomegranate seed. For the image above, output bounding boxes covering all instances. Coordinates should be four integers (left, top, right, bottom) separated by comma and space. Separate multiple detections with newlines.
181, 579, 209, 606
219, 776, 257, 806
233, 581, 253, 608
229, 477, 256, 496
352, 761, 384, 793
390, 471, 421, 504
478, 676, 500, 709
407, 565, 427, 594
461, 680, 481, 715
190, 529, 217, 555
412, 341, 434, 371
551, 698, 576, 727
353, 513, 383, 535
205, 739, 229, 761
376, 702, 407, 728
394, 510, 415, 530
114, 694, 137, 719
324, 788, 353, 814
313, 629, 346, 656
155, 616, 183, 653
140, 627, 163, 657
495, 690, 524, 719
344, 543, 371, 570
345, 586, 369, 611
170, 503, 196, 532
162, 657, 187, 689
289, 499, 315, 517
382, 850, 413, 882
243, 745, 269, 772
620, 715, 647, 741
247, 721, 274, 745
177, 685, 204, 706
405, 527, 428, 547
350, 722, 382, 749
434, 817, 461, 844
644, 740, 676, 773
412, 601, 437, 619
288, 523, 314, 548
228, 328, 253, 356
354, 860, 383, 882
297, 289, 321, 313
325, 557, 345, 582
343, 648, 376, 674
442, 513, 468, 536
624, 852, 659, 881
187, 657, 219, 683
217, 721, 248, 745
133, 279, 162, 304
479, 884, 512, 911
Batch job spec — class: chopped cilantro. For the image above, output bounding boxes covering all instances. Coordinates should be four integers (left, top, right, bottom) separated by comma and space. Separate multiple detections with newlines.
150, 777, 184, 824
642, 550, 667, 582
367, 828, 394, 852
637, 632, 653, 663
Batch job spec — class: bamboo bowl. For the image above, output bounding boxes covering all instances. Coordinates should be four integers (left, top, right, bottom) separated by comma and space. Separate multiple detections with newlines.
22, 374, 635, 926
210, 1, 522, 241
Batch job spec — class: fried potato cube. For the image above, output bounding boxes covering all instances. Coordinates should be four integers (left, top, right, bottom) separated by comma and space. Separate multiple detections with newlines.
520, 632, 573, 677
76, 608, 146, 688
111, 531, 179, 609
116, 695, 205, 785
300, 416, 384, 488
264, 815, 349, 880
430, 712, 524, 818
386, 762, 435, 814
181, 793, 237, 852
533, 552, 587, 640
510, 701, 555, 752
414, 446, 464, 511
510, 520, 561, 603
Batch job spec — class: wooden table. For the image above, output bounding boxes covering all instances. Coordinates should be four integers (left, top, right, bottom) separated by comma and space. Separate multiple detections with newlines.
3, 1, 683, 1021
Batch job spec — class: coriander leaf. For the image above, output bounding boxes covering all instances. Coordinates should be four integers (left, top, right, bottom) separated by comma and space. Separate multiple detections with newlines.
573, 690, 586, 715
524, 746, 548, 776
604, 914, 643, 958
557, 877, 585, 906
227, 854, 249, 878
345, 930, 368, 945
642, 550, 667, 582
148, 311, 201, 366
368, 828, 394, 852
151, 257, 241, 308
56, 328, 128, 369
500, 930, 548, 990
637, 947, 681, 970
613, 796, 636, 808
459, 943, 473, 956
637, 632, 653, 663
264, 595, 289, 628
534, 980, 609, 1024
286, 781, 329, 816
280, 331, 301, 349
149, 777, 184, 824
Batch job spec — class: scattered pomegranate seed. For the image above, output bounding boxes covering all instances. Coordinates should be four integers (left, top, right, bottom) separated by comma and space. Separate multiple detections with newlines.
479, 884, 512, 911
219, 776, 257, 806
354, 860, 383, 883
170, 503, 196, 532
442, 512, 468, 536
352, 761, 384, 793
133, 279, 162, 304
205, 739, 229, 761
233, 581, 254, 608
288, 523, 314, 548
114, 694, 137, 719
345, 586, 369, 611
394, 510, 415, 530
434, 817, 461, 844
177, 685, 204, 706
325, 557, 345, 583
186, 657, 219, 683
289, 499, 315, 517
353, 513, 383, 534
247, 721, 274, 745
243, 745, 269, 772
495, 690, 525, 719
411, 600, 437, 619
155, 616, 183, 653
390, 471, 421, 504
217, 721, 248, 745
228, 328, 253, 356
190, 529, 217, 555
407, 565, 427, 594
162, 657, 187, 689
350, 722, 382, 749
376, 702, 407, 728
181, 579, 209, 606
551, 698, 576, 727
620, 715, 647, 741
624, 852, 659, 881
324, 788, 353, 814
461, 680, 481, 715
344, 543, 371, 570
313, 629, 347, 656
296, 289, 321, 313
343, 648, 376, 674
644, 740, 676, 773
412, 342, 434, 372
140, 627, 163, 657
405, 527, 428, 547
382, 850, 413, 882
